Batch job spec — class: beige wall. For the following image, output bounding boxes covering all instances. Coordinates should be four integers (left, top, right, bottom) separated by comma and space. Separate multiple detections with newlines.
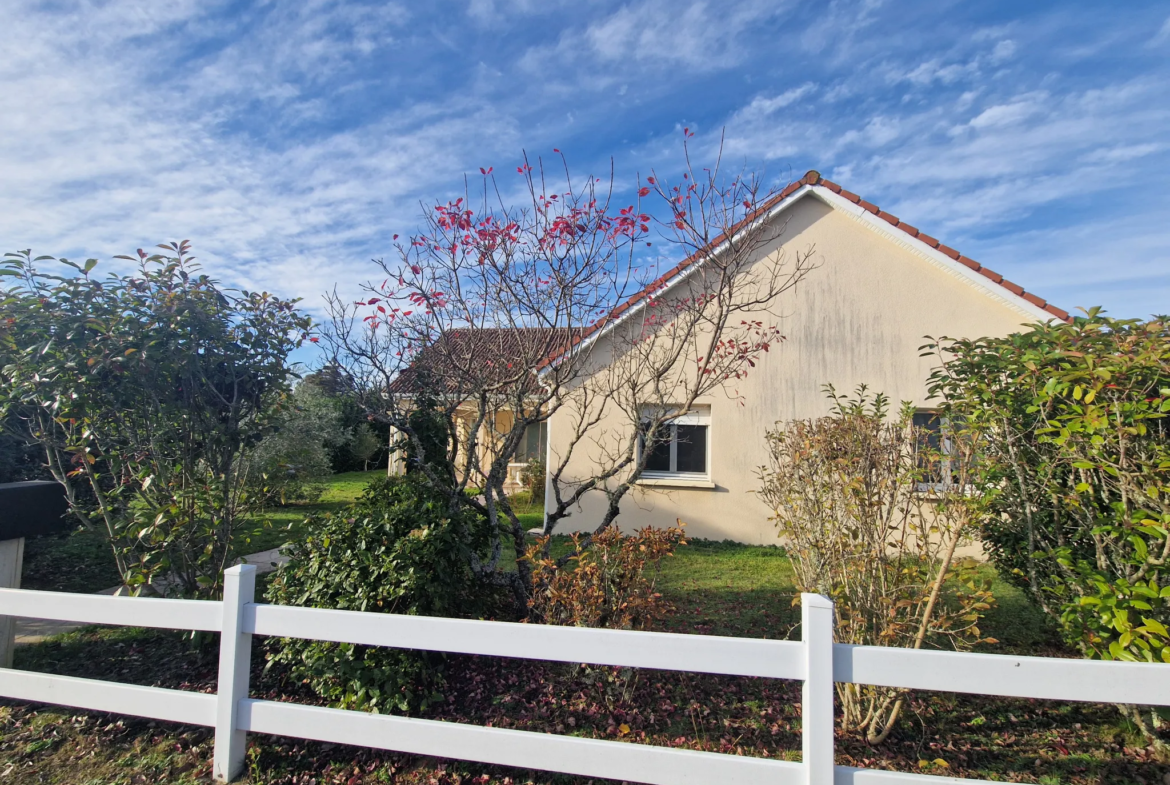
546, 193, 1044, 544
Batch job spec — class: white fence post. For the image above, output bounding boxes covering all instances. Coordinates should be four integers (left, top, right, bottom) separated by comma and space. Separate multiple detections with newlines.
214, 564, 256, 782
801, 593, 834, 785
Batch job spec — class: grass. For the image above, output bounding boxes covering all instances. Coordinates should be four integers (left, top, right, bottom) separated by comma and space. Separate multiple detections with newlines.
19, 470, 388, 595
20, 527, 122, 594
4, 472, 1167, 784
241, 469, 388, 555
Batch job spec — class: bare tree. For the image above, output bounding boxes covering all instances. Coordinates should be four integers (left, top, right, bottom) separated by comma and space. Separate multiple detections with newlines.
323, 135, 817, 608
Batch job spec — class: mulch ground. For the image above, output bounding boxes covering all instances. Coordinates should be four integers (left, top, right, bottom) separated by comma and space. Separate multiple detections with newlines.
2, 625, 1167, 784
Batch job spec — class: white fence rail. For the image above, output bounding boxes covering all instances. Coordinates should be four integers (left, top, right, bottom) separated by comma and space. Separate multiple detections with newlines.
1, 563, 1165, 785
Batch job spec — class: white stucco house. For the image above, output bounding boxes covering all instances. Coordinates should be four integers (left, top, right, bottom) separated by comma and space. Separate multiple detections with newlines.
542, 170, 1068, 544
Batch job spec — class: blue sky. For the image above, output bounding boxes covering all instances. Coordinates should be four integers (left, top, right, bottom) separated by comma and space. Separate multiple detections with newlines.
3, 0, 1169, 326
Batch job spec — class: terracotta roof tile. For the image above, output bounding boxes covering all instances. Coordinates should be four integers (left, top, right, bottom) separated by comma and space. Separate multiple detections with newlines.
1046, 304, 1071, 321
956, 255, 981, 271
1000, 280, 1025, 297
916, 232, 940, 248
937, 244, 961, 260
978, 267, 1004, 284
857, 199, 879, 213
877, 211, 900, 227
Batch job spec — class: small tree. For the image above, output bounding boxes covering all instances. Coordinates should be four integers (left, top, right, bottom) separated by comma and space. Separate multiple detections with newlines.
926, 311, 1170, 749
301, 363, 391, 472
348, 423, 382, 471
250, 379, 349, 504
0, 243, 310, 597
323, 135, 815, 611
758, 386, 994, 743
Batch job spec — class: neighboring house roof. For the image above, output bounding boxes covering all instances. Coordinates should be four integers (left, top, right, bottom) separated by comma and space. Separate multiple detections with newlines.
546, 170, 1069, 370
389, 327, 572, 394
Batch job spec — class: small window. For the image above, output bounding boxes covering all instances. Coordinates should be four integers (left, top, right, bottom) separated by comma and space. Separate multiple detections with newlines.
640, 408, 710, 478
913, 410, 959, 489
514, 421, 547, 463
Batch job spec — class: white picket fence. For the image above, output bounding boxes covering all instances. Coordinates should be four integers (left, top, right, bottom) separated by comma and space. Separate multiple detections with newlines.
1, 563, 1166, 785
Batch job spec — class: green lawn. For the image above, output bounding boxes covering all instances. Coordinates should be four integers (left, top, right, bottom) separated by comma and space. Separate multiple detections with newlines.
19, 470, 388, 594
240, 469, 388, 554
6, 471, 1164, 784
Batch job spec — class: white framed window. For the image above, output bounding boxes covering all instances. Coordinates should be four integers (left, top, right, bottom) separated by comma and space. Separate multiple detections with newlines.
639, 407, 710, 479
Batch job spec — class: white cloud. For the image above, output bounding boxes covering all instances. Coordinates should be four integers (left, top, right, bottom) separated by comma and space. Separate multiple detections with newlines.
519, 0, 786, 76
1, 0, 1166, 327
800, 0, 885, 58
0, 1, 517, 312
989, 39, 1017, 64
1081, 143, 1161, 164
1149, 16, 1170, 47
834, 116, 902, 150
903, 59, 979, 86
733, 84, 817, 122
966, 94, 1046, 129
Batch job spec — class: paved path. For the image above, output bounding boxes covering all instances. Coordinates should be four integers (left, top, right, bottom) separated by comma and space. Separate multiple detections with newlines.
13, 545, 292, 645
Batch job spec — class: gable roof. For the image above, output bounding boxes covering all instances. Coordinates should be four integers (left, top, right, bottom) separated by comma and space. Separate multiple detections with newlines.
549, 170, 1070, 369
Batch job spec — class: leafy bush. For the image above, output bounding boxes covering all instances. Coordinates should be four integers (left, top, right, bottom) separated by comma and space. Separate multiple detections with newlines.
0, 244, 309, 597
928, 313, 1170, 660
0, 406, 45, 483
926, 311, 1170, 749
524, 524, 685, 630
265, 475, 493, 712
758, 386, 995, 743
299, 364, 390, 473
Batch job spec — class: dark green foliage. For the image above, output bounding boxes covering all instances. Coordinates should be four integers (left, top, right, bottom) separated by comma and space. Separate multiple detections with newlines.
0, 407, 45, 483
264, 474, 492, 712
927, 310, 1170, 752
400, 383, 454, 481
299, 365, 391, 473
0, 243, 311, 597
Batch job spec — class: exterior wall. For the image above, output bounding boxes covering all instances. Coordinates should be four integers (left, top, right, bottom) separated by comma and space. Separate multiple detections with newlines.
546, 194, 1044, 545
388, 405, 530, 492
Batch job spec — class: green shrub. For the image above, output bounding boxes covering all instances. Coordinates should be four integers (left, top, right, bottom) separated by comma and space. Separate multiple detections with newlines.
927, 311, 1170, 751
264, 475, 492, 712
